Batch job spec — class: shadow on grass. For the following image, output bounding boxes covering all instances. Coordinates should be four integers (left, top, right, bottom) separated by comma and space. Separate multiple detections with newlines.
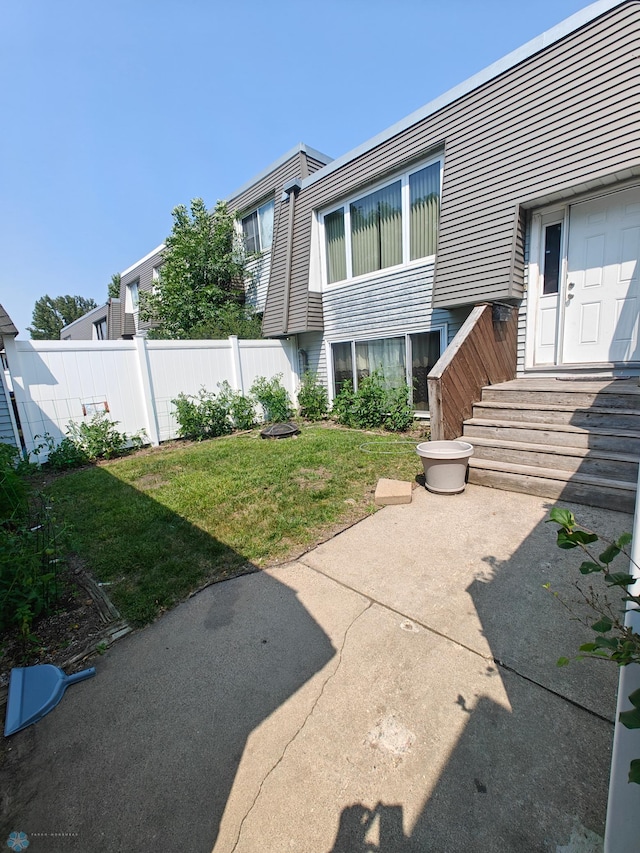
2, 466, 335, 853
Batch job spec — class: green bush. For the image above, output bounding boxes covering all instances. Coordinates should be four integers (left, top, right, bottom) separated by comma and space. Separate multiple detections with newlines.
250, 375, 294, 423
331, 371, 414, 432
331, 380, 356, 427
383, 384, 415, 432
34, 412, 145, 470
297, 372, 329, 421
0, 443, 28, 520
217, 381, 256, 430
173, 388, 233, 440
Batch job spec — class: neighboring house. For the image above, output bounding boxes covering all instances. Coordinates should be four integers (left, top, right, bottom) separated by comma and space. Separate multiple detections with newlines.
258, 0, 640, 413
0, 305, 22, 448
60, 299, 122, 341
115, 143, 332, 338
118, 244, 165, 338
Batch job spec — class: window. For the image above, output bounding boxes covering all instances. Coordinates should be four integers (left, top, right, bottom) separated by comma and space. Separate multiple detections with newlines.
125, 281, 139, 313
542, 223, 562, 295
241, 199, 274, 254
331, 329, 442, 411
323, 158, 441, 284
93, 318, 107, 340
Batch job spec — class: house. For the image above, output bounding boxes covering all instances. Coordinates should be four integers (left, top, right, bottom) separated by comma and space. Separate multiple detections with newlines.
0, 305, 21, 448
60, 298, 122, 341
256, 0, 640, 510
116, 143, 332, 338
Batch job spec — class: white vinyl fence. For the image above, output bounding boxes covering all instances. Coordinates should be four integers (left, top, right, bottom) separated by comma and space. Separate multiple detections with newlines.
3, 336, 298, 457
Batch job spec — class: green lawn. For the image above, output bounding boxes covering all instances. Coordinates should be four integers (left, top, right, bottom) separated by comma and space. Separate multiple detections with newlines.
47, 426, 423, 625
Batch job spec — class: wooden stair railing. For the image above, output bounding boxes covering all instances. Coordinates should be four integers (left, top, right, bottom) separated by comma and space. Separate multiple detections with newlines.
427, 303, 518, 441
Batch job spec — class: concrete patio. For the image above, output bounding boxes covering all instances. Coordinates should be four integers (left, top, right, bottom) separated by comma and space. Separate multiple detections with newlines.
1, 483, 629, 852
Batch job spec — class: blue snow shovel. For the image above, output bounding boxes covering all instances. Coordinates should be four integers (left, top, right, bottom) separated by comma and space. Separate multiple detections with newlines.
4, 665, 96, 736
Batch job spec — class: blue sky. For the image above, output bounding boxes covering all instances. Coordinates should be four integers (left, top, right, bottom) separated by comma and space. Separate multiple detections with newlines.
1, 0, 592, 336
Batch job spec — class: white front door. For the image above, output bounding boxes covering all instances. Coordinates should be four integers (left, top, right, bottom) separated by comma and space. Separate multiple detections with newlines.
562, 186, 640, 364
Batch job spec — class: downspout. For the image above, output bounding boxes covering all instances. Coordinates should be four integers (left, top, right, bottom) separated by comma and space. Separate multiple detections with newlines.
281, 178, 301, 336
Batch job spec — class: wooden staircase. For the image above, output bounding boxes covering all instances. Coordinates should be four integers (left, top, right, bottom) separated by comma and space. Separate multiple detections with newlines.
463, 378, 640, 513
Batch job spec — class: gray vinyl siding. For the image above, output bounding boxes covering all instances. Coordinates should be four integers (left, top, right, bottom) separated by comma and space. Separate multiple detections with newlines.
264, 2, 640, 333
60, 304, 109, 340
0, 379, 17, 446
245, 253, 271, 312
323, 260, 468, 345
296, 331, 327, 387
119, 248, 164, 336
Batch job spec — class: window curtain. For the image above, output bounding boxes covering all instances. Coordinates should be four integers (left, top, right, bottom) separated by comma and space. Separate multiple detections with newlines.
410, 331, 441, 409
410, 163, 440, 260
332, 341, 353, 394
325, 209, 347, 283
351, 181, 402, 277
242, 212, 260, 254
355, 337, 405, 389
258, 200, 274, 251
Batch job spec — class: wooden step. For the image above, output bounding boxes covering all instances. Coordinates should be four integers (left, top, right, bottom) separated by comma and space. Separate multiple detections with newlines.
468, 458, 637, 514
467, 436, 638, 481
464, 418, 640, 454
472, 401, 640, 430
482, 383, 640, 411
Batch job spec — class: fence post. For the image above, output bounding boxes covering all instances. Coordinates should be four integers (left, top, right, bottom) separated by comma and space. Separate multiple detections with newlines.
228, 335, 244, 395
134, 337, 160, 446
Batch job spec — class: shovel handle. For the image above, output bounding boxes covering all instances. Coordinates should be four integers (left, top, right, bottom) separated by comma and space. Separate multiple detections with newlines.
65, 667, 96, 686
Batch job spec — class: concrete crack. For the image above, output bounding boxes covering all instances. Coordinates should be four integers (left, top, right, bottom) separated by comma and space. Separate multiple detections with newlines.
229, 598, 373, 853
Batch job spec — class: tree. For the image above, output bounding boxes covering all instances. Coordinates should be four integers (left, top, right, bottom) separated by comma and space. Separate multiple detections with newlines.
28, 295, 98, 340
108, 273, 121, 300
140, 198, 261, 339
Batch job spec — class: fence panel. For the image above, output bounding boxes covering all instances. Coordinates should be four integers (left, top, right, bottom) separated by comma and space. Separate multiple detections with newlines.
4, 337, 298, 456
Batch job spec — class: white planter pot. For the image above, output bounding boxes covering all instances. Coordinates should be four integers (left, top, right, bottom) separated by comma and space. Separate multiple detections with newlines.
416, 440, 474, 495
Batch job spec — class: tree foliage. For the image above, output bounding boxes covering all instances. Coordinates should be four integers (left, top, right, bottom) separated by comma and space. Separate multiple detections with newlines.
108, 273, 121, 300
140, 198, 260, 339
28, 295, 98, 340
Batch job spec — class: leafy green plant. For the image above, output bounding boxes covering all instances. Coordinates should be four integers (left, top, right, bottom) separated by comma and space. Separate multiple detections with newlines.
331, 372, 413, 432
172, 388, 233, 440
297, 372, 329, 421
34, 413, 145, 470
217, 381, 256, 430
382, 383, 414, 432
547, 507, 640, 784
0, 442, 28, 520
250, 374, 294, 423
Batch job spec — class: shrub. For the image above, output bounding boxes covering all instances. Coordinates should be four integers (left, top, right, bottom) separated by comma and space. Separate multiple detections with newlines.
332, 380, 356, 427
173, 388, 233, 440
217, 381, 256, 430
331, 372, 414, 432
0, 442, 28, 520
0, 454, 63, 637
34, 412, 145, 470
297, 372, 329, 421
250, 375, 294, 423
383, 384, 414, 432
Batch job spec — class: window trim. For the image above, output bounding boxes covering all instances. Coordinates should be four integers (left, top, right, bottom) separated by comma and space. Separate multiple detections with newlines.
125, 280, 139, 314
319, 154, 443, 288
326, 325, 447, 413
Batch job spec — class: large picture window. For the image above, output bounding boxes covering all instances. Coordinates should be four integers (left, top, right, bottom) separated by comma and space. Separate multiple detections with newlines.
323, 159, 441, 284
242, 199, 274, 254
331, 329, 442, 411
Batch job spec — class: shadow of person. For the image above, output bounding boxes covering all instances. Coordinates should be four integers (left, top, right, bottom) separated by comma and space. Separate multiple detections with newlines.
1, 470, 335, 853
329, 803, 408, 853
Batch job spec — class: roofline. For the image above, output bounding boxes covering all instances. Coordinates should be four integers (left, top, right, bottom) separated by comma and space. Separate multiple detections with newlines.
60, 302, 109, 333
301, 0, 628, 191
226, 143, 333, 204
121, 243, 165, 277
